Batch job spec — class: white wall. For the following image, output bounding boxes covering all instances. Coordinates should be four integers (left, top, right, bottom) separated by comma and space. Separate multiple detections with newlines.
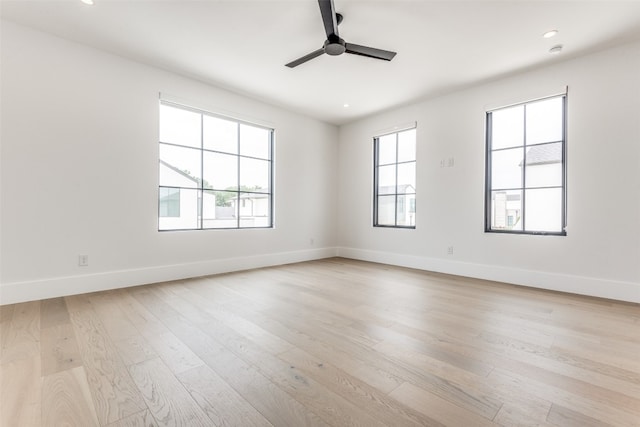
0, 21, 338, 304
337, 41, 640, 303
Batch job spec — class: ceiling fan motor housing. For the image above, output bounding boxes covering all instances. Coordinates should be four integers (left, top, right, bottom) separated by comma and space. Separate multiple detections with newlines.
324, 37, 346, 56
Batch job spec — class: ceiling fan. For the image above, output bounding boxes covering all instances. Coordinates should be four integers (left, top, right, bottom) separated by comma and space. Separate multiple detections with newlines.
285, 0, 397, 68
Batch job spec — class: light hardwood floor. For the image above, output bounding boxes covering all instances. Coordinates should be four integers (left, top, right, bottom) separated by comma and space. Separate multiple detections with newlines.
1, 258, 639, 426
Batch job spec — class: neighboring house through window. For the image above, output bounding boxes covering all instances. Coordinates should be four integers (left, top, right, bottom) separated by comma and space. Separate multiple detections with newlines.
158, 101, 273, 230
158, 176, 181, 218
485, 94, 566, 235
373, 127, 416, 228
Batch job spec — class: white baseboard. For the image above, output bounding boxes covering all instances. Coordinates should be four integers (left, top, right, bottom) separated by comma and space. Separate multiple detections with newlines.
3, 246, 638, 305
336, 247, 640, 304
0, 247, 339, 305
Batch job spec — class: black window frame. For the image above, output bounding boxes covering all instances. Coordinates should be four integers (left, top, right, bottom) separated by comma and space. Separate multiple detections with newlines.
373, 128, 417, 229
485, 94, 567, 236
158, 100, 274, 231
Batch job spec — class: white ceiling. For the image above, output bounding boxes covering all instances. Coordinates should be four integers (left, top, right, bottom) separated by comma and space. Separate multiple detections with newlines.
3, 0, 640, 125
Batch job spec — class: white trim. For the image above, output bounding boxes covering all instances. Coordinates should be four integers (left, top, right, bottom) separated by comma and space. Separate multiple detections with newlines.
484, 85, 568, 112
336, 247, 640, 303
373, 121, 417, 139
4, 246, 637, 305
0, 247, 338, 305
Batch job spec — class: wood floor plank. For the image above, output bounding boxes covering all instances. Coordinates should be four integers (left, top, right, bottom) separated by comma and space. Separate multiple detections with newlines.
65, 292, 95, 313
0, 301, 40, 365
89, 292, 141, 342
237, 292, 500, 419
180, 305, 385, 427
128, 290, 205, 375
128, 357, 214, 427
158, 283, 295, 356
0, 356, 42, 427
105, 409, 159, 427
546, 403, 615, 427
40, 297, 71, 327
40, 296, 83, 376
278, 346, 444, 427
69, 308, 147, 425
40, 323, 82, 376
114, 289, 167, 336
197, 346, 329, 427
114, 334, 158, 367
162, 314, 328, 427
0, 304, 15, 351
489, 367, 640, 427
177, 364, 273, 427
493, 403, 554, 427
218, 300, 405, 394
371, 340, 503, 420
152, 292, 380, 427
42, 366, 100, 427
389, 382, 500, 427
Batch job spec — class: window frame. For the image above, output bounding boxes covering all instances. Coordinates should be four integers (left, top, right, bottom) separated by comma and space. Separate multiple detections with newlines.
158, 100, 274, 231
485, 94, 567, 236
373, 127, 417, 229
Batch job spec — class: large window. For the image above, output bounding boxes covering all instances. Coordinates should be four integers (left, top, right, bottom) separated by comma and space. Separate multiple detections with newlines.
373, 128, 416, 228
485, 95, 566, 235
158, 101, 273, 231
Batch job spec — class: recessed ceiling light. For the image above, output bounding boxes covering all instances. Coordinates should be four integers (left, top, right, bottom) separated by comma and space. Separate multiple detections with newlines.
343, 103, 350, 108
543, 30, 558, 38
81, 0, 94, 5
549, 44, 563, 54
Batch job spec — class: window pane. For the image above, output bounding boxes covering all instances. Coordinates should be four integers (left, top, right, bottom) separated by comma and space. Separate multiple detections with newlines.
202, 190, 237, 229
397, 129, 416, 162
525, 142, 563, 188
159, 187, 180, 217
160, 104, 201, 148
159, 144, 201, 188
491, 147, 523, 190
526, 97, 563, 145
377, 195, 396, 226
396, 194, 416, 227
203, 152, 238, 191
239, 192, 270, 227
377, 164, 396, 195
397, 162, 416, 193
491, 190, 522, 231
240, 157, 270, 192
204, 115, 237, 154
159, 188, 199, 230
378, 134, 396, 165
525, 188, 563, 232
491, 105, 524, 150
240, 124, 270, 159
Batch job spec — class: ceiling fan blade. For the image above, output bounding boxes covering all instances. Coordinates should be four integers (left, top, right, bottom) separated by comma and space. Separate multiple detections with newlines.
285, 48, 325, 68
345, 43, 397, 61
318, 0, 339, 38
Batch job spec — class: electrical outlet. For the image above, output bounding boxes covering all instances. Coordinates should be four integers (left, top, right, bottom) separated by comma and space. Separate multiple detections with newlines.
309, 238, 315, 246
447, 157, 455, 167
78, 255, 89, 267
447, 246, 454, 255
439, 159, 445, 168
